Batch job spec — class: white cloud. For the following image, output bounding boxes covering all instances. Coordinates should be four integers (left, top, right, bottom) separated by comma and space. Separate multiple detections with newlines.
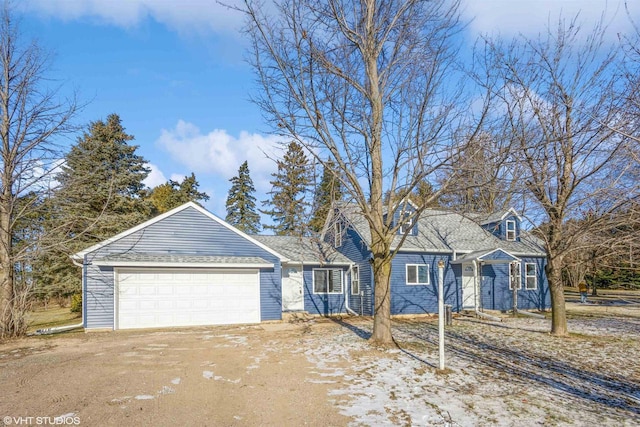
170, 173, 187, 183
143, 163, 168, 188
461, 0, 636, 39
156, 120, 282, 193
23, 0, 246, 36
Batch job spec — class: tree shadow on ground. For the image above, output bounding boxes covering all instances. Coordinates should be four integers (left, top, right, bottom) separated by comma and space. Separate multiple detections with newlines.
393, 319, 640, 420
329, 317, 371, 340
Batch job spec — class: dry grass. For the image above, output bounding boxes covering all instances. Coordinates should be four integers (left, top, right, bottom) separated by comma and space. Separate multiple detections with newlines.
25, 304, 81, 333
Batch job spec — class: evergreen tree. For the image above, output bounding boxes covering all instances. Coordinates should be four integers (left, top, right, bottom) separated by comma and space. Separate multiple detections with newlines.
262, 142, 313, 236
147, 172, 210, 215
309, 160, 343, 233
37, 114, 151, 297
225, 161, 261, 234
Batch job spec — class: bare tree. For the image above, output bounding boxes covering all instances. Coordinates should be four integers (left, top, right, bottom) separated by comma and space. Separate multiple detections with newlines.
241, 0, 493, 343
480, 17, 638, 335
0, 2, 78, 338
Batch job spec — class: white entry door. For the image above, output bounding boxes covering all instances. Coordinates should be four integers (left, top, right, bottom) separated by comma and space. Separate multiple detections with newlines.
282, 265, 304, 311
462, 263, 478, 309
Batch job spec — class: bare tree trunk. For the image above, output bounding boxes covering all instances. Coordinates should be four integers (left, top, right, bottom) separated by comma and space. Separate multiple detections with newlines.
546, 256, 567, 336
0, 202, 12, 336
370, 239, 393, 344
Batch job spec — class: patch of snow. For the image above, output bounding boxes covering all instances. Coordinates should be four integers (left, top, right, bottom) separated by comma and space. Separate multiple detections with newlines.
302, 316, 640, 426
158, 386, 175, 395
134, 395, 155, 400
171, 377, 181, 385
202, 371, 214, 379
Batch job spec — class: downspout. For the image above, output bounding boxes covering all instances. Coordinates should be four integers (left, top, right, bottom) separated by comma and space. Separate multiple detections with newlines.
33, 256, 85, 335
344, 263, 359, 316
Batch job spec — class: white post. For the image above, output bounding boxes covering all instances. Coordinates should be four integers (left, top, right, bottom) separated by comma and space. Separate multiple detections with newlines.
438, 259, 445, 370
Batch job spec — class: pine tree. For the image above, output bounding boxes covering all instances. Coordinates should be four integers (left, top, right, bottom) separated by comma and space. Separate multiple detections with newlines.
225, 161, 261, 234
147, 172, 209, 215
36, 114, 151, 297
309, 159, 343, 233
262, 142, 312, 236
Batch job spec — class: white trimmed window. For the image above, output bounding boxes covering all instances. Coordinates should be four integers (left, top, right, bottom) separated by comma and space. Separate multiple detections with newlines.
406, 264, 429, 285
525, 263, 537, 290
509, 262, 522, 290
399, 213, 413, 235
334, 222, 342, 247
313, 269, 343, 294
351, 266, 360, 295
506, 220, 516, 241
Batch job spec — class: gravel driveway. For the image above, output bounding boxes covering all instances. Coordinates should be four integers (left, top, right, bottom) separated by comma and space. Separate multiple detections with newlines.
1, 304, 639, 426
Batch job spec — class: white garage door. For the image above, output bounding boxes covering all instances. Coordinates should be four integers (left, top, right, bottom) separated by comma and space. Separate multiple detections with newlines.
116, 268, 261, 329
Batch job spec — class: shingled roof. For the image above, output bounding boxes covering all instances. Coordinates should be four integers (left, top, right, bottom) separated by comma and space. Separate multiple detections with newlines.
334, 202, 545, 256
253, 235, 354, 265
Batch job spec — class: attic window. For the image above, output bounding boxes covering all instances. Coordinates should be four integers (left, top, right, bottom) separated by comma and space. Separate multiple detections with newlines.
506, 220, 516, 241
334, 222, 342, 247
399, 213, 413, 235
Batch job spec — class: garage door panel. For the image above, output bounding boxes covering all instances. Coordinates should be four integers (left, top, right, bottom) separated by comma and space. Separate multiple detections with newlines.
117, 269, 260, 329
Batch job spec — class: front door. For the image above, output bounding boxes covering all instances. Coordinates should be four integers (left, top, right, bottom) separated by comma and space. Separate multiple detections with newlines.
462, 263, 478, 309
282, 265, 304, 311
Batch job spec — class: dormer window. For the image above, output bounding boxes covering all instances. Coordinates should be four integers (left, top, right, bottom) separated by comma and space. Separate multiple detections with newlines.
334, 222, 342, 247
506, 220, 516, 241
399, 213, 413, 235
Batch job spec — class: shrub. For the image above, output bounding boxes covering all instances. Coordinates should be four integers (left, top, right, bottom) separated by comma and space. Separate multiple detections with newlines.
70, 293, 82, 313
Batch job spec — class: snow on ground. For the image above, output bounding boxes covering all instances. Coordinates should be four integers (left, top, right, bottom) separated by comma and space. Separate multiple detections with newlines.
303, 310, 640, 426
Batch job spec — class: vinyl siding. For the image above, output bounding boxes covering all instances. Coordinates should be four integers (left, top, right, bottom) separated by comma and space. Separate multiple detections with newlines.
390, 252, 458, 315
480, 257, 549, 311
332, 221, 372, 315
83, 206, 282, 329
301, 265, 349, 315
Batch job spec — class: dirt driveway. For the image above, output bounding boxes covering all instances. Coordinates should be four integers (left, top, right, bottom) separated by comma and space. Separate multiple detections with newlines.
0, 321, 351, 426
1, 308, 640, 426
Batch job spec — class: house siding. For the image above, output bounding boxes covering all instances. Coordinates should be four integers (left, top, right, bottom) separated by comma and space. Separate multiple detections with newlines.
83, 206, 282, 329
390, 253, 458, 315
300, 265, 350, 315
480, 257, 549, 311
333, 221, 372, 315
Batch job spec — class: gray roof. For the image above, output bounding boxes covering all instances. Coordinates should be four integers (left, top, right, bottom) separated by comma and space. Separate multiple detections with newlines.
337, 203, 545, 256
478, 208, 521, 225
92, 253, 273, 267
253, 235, 353, 265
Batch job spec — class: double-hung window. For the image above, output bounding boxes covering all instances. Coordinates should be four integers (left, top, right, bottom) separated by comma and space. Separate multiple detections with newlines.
334, 222, 342, 247
525, 263, 537, 290
406, 264, 429, 285
351, 266, 360, 295
506, 220, 516, 241
399, 213, 413, 235
313, 269, 343, 294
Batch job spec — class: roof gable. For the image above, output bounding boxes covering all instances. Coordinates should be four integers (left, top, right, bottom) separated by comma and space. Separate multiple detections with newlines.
73, 202, 287, 261
452, 248, 520, 264
333, 202, 545, 256
480, 207, 522, 225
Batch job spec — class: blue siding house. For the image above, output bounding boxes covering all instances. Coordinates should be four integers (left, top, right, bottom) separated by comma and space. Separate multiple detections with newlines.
74, 201, 549, 331
73, 203, 287, 330
322, 202, 550, 316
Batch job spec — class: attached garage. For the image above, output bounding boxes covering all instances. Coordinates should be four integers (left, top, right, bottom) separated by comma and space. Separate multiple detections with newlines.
73, 202, 286, 331
116, 268, 261, 329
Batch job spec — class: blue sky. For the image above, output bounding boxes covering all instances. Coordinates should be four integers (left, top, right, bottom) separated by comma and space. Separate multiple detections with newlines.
18, 0, 639, 219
